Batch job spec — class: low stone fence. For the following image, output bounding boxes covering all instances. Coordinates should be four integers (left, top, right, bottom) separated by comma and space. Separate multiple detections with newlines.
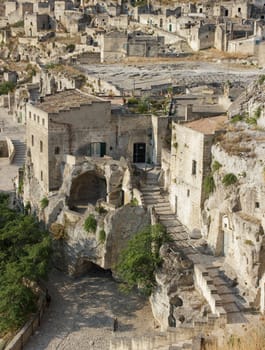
4, 293, 47, 350
194, 264, 227, 326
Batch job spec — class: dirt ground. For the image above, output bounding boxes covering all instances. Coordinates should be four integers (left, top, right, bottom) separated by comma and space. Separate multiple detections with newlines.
25, 269, 155, 350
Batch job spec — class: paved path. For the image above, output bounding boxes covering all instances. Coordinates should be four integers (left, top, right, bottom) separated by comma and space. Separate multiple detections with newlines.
0, 107, 25, 192
25, 270, 155, 350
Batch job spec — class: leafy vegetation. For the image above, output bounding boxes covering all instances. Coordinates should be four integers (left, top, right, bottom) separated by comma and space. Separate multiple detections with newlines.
40, 197, 49, 209
130, 197, 139, 206
99, 229, 106, 243
12, 20, 24, 28
95, 206, 107, 214
84, 214, 97, 233
258, 75, 265, 85
222, 173, 238, 186
116, 224, 171, 295
0, 81, 15, 96
0, 193, 52, 335
230, 114, 243, 124
212, 160, 222, 172
203, 175, 215, 195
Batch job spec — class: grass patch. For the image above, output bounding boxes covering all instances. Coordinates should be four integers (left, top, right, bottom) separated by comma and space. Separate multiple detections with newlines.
222, 173, 238, 187
84, 214, 97, 233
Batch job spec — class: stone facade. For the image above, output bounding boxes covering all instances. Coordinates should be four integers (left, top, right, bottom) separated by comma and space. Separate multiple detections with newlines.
168, 116, 227, 234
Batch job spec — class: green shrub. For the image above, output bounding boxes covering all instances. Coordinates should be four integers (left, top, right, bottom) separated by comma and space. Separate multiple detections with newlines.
95, 206, 107, 214
99, 229, 106, 243
222, 173, 238, 186
40, 197, 49, 209
84, 214, 97, 233
203, 175, 215, 195
254, 106, 262, 119
258, 75, 265, 85
212, 160, 222, 172
127, 97, 138, 105
230, 114, 243, 123
116, 224, 170, 295
12, 20, 24, 28
130, 197, 139, 206
0, 82, 15, 96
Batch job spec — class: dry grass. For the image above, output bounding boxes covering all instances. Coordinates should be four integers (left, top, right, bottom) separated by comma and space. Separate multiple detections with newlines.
206, 320, 265, 350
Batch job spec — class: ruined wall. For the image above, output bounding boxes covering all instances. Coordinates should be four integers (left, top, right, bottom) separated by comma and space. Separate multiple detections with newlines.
203, 137, 265, 302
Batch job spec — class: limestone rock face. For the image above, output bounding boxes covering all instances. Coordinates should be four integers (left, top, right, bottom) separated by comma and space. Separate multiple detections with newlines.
103, 205, 150, 269
24, 154, 150, 276
150, 244, 196, 330
203, 136, 265, 302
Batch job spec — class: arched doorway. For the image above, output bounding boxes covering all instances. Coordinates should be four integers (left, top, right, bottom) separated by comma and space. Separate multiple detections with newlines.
68, 171, 107, 212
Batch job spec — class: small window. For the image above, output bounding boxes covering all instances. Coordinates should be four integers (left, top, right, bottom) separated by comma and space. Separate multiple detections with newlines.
187, 189, 190, 197
192, 160, 197, 175
40, 140, 43, 152
40, 171, 43, 181
42, 118, 45, 126
199, 8, 203, 13
34, 114, 36, 121
238, 7, 241, 13
31, 135, 34, 146
255, 202, 260, 209
37, 116, 40, 123
29, 111, 31, 119
55, 146, 60, 155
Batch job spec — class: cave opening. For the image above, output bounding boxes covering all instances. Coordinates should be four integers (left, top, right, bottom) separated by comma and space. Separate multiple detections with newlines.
68, 171, 107, 213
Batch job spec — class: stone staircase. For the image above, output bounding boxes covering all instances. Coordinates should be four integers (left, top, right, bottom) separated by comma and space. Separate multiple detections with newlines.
11, 139, 26, 167
140, 169, 247, 327
141, 171, 190, 248
110, 328, 197, 350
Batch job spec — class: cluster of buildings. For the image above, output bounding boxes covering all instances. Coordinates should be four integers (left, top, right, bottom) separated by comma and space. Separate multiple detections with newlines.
1, 0, 265, 64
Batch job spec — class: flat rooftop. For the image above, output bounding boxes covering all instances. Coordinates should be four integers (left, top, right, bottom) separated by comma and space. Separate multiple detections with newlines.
33, 90, 107, 114
184, 115, 228, 134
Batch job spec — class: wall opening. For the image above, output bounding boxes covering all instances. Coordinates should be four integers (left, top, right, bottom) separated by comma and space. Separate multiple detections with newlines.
133, 143, 146, 163
68, 171, 107, 212
74, 259, 112, 277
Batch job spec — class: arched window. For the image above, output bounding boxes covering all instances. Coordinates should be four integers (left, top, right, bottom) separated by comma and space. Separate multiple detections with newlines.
55, 146, 60, 155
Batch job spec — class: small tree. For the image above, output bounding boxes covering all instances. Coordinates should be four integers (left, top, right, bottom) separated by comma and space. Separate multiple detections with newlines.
116, 224, 170, 295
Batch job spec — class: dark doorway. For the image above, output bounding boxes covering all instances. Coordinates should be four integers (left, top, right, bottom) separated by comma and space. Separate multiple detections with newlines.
133, 143, 146, 163
68, 171, 107, 212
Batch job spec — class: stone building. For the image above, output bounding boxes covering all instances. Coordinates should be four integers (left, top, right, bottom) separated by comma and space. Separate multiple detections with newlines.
168, 115, 227, 233
100, 30, 127, 62
24, 13, 53, 37
25, 89, 161, 193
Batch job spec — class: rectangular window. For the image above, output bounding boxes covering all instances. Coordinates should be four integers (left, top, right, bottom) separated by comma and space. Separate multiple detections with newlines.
40, 140, 43, 152
192, 160, 197, 175
42, 118, 45, 126
37, 116, 40, 123
29, 111, 31, 119
34, 114, 36, 121
31, 135, 34, 146
40, 171, 43, 181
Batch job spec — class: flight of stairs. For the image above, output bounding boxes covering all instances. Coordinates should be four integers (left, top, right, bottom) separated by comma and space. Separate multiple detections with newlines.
141, 171, 190, 248
11, 139, 26, 167
140, 169, 247, 327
